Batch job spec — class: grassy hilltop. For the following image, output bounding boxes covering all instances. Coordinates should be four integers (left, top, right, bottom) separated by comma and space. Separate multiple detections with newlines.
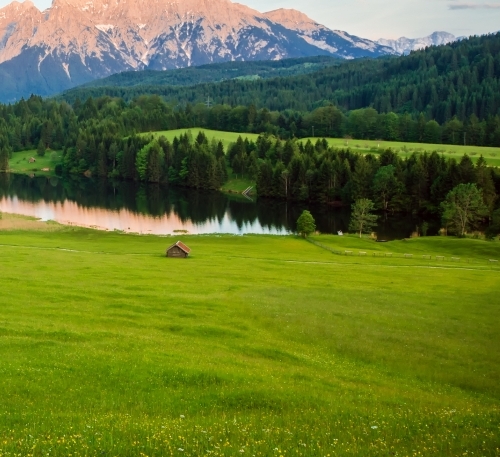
0, 215, 499, 456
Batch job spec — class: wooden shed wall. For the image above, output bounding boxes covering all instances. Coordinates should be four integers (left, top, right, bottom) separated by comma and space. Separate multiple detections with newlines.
167, 246, 188, 258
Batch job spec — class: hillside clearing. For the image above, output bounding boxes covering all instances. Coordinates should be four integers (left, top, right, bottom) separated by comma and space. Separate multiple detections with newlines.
146, 128, 500, 166
8, 149, 62, 176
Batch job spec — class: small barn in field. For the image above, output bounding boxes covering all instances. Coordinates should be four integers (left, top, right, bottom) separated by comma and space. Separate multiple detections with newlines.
166, 241, 191, 258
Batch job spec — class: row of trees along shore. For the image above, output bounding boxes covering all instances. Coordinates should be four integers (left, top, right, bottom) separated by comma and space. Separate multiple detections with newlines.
297, 179, 498, 238
240, 135, 498, 212
0, 96, 498, 229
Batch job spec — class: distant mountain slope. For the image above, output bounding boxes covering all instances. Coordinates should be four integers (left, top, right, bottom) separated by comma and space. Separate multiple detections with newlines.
79, 56, 340, 89
377, 32, 460, 55
264, 9, 387, 58
0, 0, 394, 103
60, 33, 500, 124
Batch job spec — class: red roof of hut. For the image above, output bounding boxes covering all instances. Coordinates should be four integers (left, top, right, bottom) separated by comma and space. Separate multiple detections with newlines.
167, 241, 191, 254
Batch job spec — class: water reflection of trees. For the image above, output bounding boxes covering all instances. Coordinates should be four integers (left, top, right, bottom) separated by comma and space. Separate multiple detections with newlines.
0, 174, 427, 237
0, 175, 290, 232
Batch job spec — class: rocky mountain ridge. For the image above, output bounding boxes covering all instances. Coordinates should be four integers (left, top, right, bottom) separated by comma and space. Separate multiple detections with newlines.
377, 32, 460, 55
0, 0, 395, 102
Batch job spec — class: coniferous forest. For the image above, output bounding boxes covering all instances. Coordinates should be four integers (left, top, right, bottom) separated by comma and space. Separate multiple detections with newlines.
61, 33, 500, 126
0, 33, 499, 227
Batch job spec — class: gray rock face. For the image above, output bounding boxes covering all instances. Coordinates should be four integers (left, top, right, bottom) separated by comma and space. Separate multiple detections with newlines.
0, 0, 394, 102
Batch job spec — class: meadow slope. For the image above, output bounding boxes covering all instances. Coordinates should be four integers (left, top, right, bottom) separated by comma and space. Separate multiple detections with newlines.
0, 218, 499, 456
148, 128, 500, 166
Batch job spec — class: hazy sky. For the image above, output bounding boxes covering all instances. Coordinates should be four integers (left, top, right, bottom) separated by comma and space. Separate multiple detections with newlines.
1, 0, 499, 40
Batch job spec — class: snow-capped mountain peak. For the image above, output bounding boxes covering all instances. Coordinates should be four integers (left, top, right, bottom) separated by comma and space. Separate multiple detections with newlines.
264, 8, 395, 58
0, 0, 395, 102
377, 32, 459, 55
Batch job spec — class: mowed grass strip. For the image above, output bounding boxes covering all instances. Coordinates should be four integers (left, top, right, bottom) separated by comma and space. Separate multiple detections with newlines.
0, 225, 499, 456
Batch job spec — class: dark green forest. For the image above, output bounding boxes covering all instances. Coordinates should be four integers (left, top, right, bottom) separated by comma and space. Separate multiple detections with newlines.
78, 56, 340, 89
231, 135, 499, 213
61, 33, 500, 125
0, 33, 499, 227
0, 91, 499, 216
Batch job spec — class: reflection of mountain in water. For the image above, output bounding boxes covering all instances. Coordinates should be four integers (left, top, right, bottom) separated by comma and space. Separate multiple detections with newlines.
0, 174, 433, 238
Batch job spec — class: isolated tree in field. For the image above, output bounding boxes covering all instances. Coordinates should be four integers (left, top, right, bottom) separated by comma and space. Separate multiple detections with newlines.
441, 183, 488, 236
297, 210, 316, 238
37, 139, 46, 157
349, 199, 378, 238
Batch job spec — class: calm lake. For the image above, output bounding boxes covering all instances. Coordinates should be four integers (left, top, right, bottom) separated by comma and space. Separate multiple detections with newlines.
0, 174, 435, 238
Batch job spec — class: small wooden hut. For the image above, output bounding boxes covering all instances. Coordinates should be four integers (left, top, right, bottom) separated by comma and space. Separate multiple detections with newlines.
166, 241, 191, 258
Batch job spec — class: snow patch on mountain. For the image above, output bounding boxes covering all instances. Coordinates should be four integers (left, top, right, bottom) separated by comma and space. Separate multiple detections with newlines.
265, 9, 396, 58
377, 32, 459, 55
95, 24, 114, 32
62, 61, 70, 78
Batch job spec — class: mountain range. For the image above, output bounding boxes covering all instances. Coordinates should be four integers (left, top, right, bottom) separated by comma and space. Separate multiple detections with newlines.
377, 32, 460, 55
0, 0, 467, 104
0, 0, 397, 102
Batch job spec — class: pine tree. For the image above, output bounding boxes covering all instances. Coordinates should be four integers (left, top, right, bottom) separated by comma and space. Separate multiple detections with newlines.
0, 146, 9, 171
475, 155, 497, 213
37, 139, 46, 157
97, 142, 107, 177
147, 142, 164, 183
373, 165, 398, 211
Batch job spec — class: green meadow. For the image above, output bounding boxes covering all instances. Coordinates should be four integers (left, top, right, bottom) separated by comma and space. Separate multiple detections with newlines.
149, 128, 260, 148
0, 215, 499, 456
148, 128, 500, 166
8, 149, 62, 176
305, 138, 500, 167
7, 130, 499, 179
221, 176, 255, 193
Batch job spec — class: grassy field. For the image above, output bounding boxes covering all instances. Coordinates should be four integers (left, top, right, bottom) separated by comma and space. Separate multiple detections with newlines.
221, 176, 255, 194
7, 131, 498, 179
149, 128, 260, 148
302, 137, 500, 167
148, 129, 500, 166
8, 149, 62, 176
0, 214, 499, 456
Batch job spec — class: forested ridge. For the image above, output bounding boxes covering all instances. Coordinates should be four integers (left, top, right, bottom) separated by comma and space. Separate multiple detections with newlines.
0, 33, 499, 228
61, 33, 500, 124
78, 56, 340, 90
